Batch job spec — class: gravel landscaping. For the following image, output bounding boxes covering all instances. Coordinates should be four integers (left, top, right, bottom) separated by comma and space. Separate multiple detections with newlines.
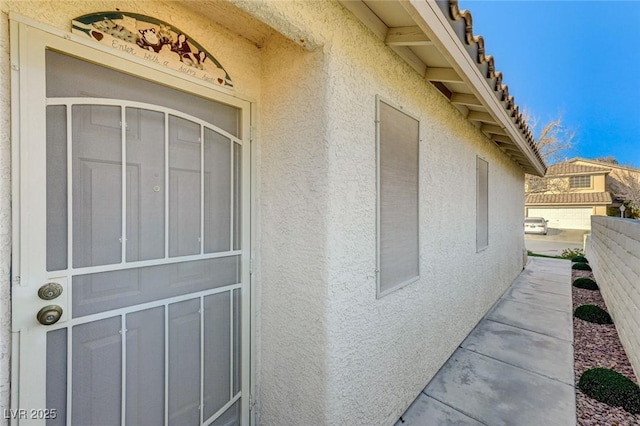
572, 268, 640, 425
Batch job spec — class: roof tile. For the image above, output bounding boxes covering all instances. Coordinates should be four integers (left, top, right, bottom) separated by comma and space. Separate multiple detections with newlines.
447, 0, 546, 172
546, 163, 611, 176
526, 192, 612, 205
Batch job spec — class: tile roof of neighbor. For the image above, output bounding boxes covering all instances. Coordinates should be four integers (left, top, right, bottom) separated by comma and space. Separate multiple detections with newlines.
446, 0, 546, 171
526, 192, 613, 205
546, 163, 612, 176
568, 157, 640, 173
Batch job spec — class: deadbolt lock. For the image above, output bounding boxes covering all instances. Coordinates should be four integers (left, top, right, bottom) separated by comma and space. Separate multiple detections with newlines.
38, 282, 63, 300
37, 305, 63, 326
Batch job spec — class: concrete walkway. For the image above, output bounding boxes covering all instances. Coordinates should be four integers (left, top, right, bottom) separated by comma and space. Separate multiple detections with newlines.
525, 228, 587, 257
397, 257, 576, 425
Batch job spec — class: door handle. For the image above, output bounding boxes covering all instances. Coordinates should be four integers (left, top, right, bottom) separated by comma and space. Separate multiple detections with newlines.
38, 282, 63, 300
37, 305, 63, 325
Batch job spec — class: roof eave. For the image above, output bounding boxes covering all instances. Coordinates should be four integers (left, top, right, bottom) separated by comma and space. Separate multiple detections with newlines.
547, 171, 610, 177
339, 0, 546, 176
402, 0, 545, 175
526, 202, 611, 206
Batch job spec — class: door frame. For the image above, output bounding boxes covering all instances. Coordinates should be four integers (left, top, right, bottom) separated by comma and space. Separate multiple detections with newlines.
9, 13, 256, 425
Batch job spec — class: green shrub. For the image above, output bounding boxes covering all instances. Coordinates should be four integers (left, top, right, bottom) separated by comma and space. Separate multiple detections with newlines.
578, 368, 640, 414
572, 277, 599, 291
572, 262, 592, 271
561, 248, 585, 260
574, 305, 613, 324
570, 255, 588, 263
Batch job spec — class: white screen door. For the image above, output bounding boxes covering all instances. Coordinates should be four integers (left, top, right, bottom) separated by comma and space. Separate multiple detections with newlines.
12, 22, 251, 426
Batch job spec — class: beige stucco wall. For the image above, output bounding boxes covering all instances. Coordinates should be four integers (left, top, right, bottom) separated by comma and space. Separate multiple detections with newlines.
1, 1, 528, 425
257, 34, 332, 425
238, 1, 526, 424
0, 8, 11, 420
593, 174, 606, 192
586, 217, 640, 380
594, 206, 607, 216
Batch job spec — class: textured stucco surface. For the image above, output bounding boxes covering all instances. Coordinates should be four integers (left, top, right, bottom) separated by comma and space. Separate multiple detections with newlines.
2, 1, 528, 425
235, 1, 526, 424
0, 8, 12, 422
258, 34, 330, 426
587, 217, 640, 379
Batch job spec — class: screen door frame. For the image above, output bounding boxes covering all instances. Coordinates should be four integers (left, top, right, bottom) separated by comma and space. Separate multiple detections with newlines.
10, 14, 254, 425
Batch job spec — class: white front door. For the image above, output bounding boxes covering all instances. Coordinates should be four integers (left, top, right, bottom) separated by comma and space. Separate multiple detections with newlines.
11, 21, 251, 425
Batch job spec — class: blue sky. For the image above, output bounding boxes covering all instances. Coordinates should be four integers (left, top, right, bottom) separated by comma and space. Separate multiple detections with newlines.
461, 1, 640, 168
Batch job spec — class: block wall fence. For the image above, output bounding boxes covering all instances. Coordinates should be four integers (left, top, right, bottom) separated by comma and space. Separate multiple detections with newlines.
586, 216, 640, 379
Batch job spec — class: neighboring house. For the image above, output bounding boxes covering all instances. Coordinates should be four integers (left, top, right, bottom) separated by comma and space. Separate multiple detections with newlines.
525, 162, 613, 230
571, 158, 640, 216
0, 1, 545, 425
525, 158, 640, 229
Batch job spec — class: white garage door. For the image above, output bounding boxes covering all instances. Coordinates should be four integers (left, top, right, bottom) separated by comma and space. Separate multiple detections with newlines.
528, 208, 593, 230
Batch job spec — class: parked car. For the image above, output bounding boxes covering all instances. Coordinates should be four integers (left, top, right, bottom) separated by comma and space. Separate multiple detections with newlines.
524, 217, 548, 235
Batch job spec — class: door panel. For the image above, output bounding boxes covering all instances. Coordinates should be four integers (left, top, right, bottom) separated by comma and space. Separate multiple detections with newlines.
125, 108, 166, 262
45, 329, 67, 426
72, 317, 123, 425
72, 105, 123, 268
233, 145, 242, 252
14, 22, 250, 426
204, 128, 232, 254
233, 289, 242, 396
203, 292, 231, 418
72, 256, 240, 318
169, 115, 201, 257
46, 105, 69, 272
125, 307, 165, 426
168, 299, 201, 426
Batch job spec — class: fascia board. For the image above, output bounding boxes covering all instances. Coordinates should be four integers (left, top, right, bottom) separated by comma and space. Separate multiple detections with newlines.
401, 0, 546, 176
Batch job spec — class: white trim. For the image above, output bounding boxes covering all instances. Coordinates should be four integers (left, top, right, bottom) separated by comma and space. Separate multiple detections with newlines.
10, 18, 22, 281
229, 292, 235, 400
200, 124, 205, 255
47, 283, 241, 330
56, 250, 241, 278
65, 104, 74, 281
240, 97, 253, 426
47, 98, 243, 145
164, 113, 170, 260
248, 102, 258, 426
199, 297, 205, 425
120, 314, 127, 426
11, 17, 254, 425
163, 304, 169, 426
121, 106, 128, 264
203, 392, 241, 426
229, 140, 242, 250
